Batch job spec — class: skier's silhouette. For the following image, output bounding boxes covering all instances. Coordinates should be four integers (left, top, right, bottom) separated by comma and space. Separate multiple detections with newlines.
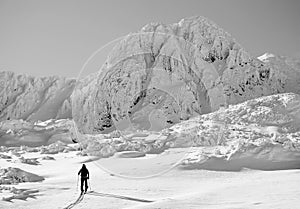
78, 164, 89, 193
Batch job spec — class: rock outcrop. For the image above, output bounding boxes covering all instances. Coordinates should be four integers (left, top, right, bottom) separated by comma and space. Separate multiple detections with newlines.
72, 16, 300, 134
0, 71, 75, 122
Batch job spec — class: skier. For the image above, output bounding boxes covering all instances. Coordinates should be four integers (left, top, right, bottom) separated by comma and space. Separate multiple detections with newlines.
78, 164, 89, 193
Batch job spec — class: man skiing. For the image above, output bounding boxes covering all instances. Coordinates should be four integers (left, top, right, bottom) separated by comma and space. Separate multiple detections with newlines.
78, 164, 89, 193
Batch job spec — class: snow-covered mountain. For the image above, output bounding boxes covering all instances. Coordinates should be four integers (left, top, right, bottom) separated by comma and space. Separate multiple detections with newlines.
0, 71, 75, 122
1, 15, 300, 209
72, 16, 300, 134
1, 16, 300, 135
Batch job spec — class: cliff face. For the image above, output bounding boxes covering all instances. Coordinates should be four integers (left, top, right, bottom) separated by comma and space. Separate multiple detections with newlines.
0, 71, 75, 122
71, 16, 300, 134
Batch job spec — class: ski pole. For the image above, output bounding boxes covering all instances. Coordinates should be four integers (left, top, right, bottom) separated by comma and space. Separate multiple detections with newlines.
76, 175, 79, 191
88, 179, 91, 191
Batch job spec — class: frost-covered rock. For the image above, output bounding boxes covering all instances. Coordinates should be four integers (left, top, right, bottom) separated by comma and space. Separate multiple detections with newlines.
0, 167, 44, 184
40, 141, 68, 154
0, 119, 76, 147
0, 71, 75, 122
19, 157, 40, 165
175, 93, 300, 170
79, 132, 168, 157
181, 140, 300, 171
168, 92, 300, 145
72, 16, 300, 134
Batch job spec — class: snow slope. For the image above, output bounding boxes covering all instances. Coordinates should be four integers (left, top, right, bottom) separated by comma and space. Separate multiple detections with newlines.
0, 145, 299, 209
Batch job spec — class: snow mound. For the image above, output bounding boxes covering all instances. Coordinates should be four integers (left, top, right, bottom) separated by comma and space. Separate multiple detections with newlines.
78, 131, 168, 157
0, 167, 44, 184
19, 157, 40, 165
40, 141, 69, 154
176, 93, 300, 170
182, 141, 300, 171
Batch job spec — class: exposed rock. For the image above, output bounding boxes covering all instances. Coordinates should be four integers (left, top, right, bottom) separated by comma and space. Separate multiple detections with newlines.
40, 141, 67, 154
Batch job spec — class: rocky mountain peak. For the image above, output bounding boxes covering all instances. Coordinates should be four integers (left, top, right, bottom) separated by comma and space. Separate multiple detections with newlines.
72, 16, 300, 134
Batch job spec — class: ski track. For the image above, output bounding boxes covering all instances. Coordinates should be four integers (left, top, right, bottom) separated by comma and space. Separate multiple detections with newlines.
63, 191, 153, 209
87, 191, 154, 203
63, 193, 85, 209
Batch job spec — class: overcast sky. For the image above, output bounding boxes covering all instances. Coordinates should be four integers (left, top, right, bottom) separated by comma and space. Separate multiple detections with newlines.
0, 0, 299, 77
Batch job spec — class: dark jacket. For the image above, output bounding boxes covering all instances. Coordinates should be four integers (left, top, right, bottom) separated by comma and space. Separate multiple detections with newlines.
78, 166, 89, 179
